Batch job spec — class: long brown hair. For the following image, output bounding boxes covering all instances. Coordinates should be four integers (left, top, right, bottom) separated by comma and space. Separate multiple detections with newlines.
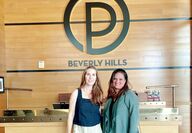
80, 66, 103, 105
107, 69, 131, 100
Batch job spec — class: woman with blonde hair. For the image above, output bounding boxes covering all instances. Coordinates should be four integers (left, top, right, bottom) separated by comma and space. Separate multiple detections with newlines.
67, 66, 103, 133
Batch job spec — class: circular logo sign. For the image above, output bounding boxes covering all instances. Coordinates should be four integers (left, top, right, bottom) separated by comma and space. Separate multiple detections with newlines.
64, 1, 130, 55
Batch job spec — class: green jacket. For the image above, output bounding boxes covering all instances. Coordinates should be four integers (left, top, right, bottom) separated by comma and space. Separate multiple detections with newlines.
103, 90, 139, 133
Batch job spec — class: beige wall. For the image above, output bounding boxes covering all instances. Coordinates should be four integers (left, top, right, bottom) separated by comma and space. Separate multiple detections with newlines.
0, 0, 191, 132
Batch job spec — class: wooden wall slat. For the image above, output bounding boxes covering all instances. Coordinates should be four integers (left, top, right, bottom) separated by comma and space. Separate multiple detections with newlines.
4, 0, 190, 23
0, 0, 7, 110
0, 0, 5, 75
5, 21, 190, 70
5, 69, 189, 109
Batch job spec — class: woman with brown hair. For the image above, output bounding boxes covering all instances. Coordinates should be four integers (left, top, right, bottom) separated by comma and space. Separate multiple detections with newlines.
103, 68, 139, 133
67, 66, 103, 133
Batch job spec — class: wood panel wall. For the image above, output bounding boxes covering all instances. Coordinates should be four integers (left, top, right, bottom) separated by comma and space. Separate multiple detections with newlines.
0, 0, 7, 110
0, 0, 191, 133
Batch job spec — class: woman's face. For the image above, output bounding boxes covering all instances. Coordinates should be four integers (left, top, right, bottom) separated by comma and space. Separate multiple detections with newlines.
112, 72, 126, 90
85, 68, 97, 86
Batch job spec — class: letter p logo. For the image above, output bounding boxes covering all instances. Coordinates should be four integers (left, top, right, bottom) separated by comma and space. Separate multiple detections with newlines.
64, 0, 130, 55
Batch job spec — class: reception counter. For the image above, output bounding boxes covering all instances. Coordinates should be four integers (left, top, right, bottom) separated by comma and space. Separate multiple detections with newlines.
0, 121, 181, 133
0, 122, 66, 133
0, 102, 182, 133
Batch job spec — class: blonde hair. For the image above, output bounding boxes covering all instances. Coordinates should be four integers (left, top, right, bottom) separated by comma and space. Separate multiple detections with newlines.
80, 66, 103, 105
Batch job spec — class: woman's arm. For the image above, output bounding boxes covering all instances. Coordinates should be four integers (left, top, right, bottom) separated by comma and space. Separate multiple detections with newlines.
125, 91, 140, 133
67, 89, 78, 133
